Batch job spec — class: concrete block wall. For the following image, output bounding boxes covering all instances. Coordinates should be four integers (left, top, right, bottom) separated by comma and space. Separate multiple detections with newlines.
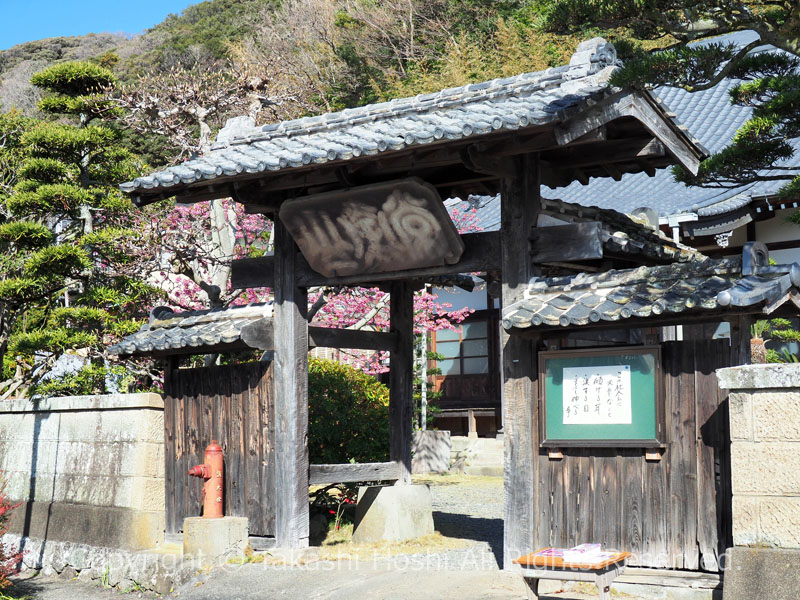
718, 364, 800, 548
0, 393, 165, 550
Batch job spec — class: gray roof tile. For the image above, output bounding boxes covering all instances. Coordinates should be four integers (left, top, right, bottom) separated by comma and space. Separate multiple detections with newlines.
547, 32, 800, 218
121, 39, 640, 197
108, 303, 273, 357
502, 255, 800, 331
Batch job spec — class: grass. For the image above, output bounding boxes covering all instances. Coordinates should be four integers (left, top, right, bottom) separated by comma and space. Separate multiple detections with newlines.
229, 521, 472, 566
227, 545, 266, 565
317, 527, 470, 561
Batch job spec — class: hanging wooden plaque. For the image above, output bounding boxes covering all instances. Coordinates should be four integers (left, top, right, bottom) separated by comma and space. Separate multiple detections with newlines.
278, 178, 465, 277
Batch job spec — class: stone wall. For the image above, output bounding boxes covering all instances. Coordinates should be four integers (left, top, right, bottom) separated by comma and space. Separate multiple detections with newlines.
0, 393, 165, 551
717, 364, 800, 548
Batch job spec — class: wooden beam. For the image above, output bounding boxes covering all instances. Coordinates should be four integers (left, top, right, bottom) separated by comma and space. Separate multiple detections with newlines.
272, 217, 310, 548
554, 91, 704, 175
239, 319, 398, 351
501, 152, 540, 569
530, 221, 603, 263
541, 137, 664, 169
309, 461, 401, 485
637, 159, 656, 177
389, 281, 414, 485
602, 162, 623, 181
308, 327, 398, 351
232, 231, 501, 290
628, 93, 705, 175
232, 254, 276, 290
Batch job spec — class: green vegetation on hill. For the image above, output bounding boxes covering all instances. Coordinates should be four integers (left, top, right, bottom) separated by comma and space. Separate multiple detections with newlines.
145, 0, 277, 63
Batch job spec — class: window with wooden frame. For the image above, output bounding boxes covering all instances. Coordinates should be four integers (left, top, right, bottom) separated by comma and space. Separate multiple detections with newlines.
433, 320, 489, 376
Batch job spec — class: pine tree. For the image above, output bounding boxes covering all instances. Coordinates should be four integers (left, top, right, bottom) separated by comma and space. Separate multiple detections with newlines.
0, 61, 158, 398
534, 1, 800, 196
534, 2, 800, 361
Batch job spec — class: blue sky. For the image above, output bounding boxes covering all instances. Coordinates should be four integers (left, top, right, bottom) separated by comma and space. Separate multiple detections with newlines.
0, 0, 199, 50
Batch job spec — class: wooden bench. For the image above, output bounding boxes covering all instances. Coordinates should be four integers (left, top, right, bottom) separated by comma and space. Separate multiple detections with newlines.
513, 549, 631, 600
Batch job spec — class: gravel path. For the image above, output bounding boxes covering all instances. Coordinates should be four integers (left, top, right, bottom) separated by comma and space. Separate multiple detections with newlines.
420, 474, 505, 570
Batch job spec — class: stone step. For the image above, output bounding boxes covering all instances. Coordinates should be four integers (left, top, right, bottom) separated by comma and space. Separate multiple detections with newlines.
450, 435, 504, 474
463, 465, 504, 477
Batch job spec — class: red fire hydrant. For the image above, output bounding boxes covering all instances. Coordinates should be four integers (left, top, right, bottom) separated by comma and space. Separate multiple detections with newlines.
188, 440, 224, 519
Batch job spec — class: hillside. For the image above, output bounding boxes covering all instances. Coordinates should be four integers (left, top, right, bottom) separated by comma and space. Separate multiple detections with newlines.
0, 33, 124, 112
1, 0, 666, 171
0, 0, 273, 114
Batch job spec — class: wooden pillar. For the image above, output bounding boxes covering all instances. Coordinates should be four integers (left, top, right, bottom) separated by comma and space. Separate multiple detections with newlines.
273, 217, 310, 548
729, 315, 753, 366
389, 280, 414, 484
501, 153, 540, 568
467, 409, 477, 438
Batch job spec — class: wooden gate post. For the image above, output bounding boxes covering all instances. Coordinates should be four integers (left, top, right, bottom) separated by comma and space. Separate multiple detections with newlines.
501, 153, 540, 568
390, 280, 414, 484
273, 217, 310, 548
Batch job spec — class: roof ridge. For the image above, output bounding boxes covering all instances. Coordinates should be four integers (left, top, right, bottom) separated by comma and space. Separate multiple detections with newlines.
212, 38, 619, 150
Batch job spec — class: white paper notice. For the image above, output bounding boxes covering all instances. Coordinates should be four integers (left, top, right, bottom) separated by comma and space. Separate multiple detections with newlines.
562, 365, 631, 425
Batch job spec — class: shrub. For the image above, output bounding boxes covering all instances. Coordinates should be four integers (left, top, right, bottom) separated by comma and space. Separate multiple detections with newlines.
308, 358, 390, 464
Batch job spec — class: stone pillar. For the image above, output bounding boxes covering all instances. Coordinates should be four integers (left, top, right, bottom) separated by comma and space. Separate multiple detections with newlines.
717, 363, 800, 600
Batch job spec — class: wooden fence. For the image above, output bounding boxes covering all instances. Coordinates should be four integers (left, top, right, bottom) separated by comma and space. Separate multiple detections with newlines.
163, 361, 275, 537
535, 339, 732, 570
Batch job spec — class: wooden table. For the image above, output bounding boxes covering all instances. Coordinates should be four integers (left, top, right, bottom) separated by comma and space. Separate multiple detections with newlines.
513, 549, 631, 600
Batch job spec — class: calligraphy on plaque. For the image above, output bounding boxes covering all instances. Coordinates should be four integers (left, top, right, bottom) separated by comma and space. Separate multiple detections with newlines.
562, 365, 631, 425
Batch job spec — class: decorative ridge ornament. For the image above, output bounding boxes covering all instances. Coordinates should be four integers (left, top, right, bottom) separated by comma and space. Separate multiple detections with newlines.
567, 38, 620, 78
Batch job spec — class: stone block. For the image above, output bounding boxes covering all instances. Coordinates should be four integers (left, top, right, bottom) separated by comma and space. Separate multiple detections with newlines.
723, 547, 800, 600
412, 430, 451, 474
728, 392, 753, 441
7, 502, 164, 551
56, 412, 105, 443
67, 544, 90, 570
759, 498, 800, 548
352, 484, 434, 543
732, 496, 760, 547
753, 391, 800, 441
718, 363, 800, 391
54, 440, 132, 477
130, 476, 166, 512
131, 442, 164, 479
182, 516, 248, 563
106, 551, 131, 587
731, 442, 800, 495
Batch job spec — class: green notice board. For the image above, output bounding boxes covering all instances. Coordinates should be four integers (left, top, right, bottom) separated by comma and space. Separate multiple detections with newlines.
539, 346, 663, 447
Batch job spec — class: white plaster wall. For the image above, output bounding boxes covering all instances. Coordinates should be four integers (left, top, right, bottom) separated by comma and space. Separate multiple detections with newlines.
0, 394, 165, 512
756, 207, 800, 264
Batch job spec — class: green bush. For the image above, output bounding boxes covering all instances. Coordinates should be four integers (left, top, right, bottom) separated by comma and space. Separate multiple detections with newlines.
308, 358, 390, 464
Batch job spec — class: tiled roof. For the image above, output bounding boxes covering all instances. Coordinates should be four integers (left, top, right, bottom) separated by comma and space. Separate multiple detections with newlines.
120, 38, 691, 199
548, 31, 800, 218
108, 303, 272, 357
447, 195, 697, 262
502, 255, 800, 330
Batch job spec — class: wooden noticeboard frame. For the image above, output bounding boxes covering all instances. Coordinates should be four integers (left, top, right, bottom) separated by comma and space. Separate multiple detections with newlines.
538, 345, 664, 448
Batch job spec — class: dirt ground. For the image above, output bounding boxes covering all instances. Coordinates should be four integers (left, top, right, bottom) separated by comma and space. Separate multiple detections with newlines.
9, 474, 645, 600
